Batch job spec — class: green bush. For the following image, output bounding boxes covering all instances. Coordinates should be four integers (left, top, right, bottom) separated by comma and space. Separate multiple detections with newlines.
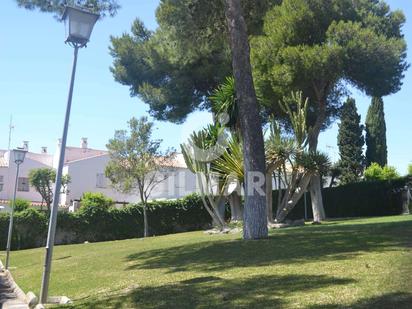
0, 208, 48, 250
13, 198, 30, 212
381, 166, 400, 180
364, 163, 400, 181
408, 164, 412, 176
80, 192, 114, 210
14, 208, 48, 249
364, 163, 383, 180
0, 194, 210, 250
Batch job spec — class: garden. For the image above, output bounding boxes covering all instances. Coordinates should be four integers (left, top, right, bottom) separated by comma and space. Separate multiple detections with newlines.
2, 0, 412, 308
3, 215, 412, 308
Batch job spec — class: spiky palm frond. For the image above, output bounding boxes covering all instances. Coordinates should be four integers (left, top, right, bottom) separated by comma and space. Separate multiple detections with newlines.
265, 121, 298, 169
212, 135, 244, 185
209, 76, 238, 130
279, 91, 311, 147
180, 123, 228, 170
295, 151, 331, 175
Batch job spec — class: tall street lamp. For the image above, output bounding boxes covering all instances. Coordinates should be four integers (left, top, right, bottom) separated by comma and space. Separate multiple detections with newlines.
5, 148, 27, 270
39, 6, 99, 304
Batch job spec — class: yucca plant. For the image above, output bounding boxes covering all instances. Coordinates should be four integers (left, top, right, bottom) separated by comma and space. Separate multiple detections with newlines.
212, 135, 244, 187
265, 121, 297, 169
263, 91, 331, 223
181, 125, 227, 229
279, 91, 310, 147
209, 76, 238, 132
295, 151, 331, 175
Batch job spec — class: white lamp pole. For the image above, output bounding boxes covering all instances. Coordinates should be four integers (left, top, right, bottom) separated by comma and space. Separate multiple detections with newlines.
39, 6, 99, 304
5, 148, 27, 270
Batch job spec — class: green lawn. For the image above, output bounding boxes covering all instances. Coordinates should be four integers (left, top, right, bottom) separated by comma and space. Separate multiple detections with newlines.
2, 216, 412, 308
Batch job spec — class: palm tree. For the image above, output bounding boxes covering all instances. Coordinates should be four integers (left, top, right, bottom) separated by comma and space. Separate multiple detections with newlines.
266, 92, 330, 223
181, 125, 227, 229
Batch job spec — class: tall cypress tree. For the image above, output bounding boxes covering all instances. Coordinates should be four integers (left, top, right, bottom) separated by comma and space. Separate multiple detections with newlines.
365, 97, 388, 167
337, 98, 365, 184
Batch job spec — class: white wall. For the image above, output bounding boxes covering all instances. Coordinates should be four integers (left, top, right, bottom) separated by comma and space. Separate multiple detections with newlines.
0, 149, 199, 205
0, 167, 9, 201
61, 154, 198, 205
0, 150, 52, 203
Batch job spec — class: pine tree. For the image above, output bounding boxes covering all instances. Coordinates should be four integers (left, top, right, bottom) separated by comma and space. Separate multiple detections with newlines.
337, 98, 365, 184
365, 97, 388, 167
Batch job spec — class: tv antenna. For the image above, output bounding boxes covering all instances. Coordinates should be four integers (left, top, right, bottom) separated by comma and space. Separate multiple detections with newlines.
8, 115, 14, 151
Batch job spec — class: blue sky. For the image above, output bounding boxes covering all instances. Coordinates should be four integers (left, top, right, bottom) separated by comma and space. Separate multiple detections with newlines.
0, 0, 411, 173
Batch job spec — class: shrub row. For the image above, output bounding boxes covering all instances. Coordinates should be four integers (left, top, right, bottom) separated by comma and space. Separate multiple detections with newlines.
1, 177, 409, 250
0, 194, 211, 250
273, 177, 411, 220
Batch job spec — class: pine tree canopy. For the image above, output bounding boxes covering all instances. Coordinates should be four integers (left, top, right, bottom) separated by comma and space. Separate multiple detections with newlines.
251, 0, 408, 137
15, 0, 119, 17
109, 0, 408, 131
110, 0, 278, 123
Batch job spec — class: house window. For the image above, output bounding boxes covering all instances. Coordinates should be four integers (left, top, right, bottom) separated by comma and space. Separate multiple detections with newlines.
17, 177, 30, 192
96, 173, 107, 188
0, 175, 4, 192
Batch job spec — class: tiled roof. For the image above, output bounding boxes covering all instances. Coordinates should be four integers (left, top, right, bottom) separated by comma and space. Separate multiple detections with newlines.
0, 147, 188, 169
169, 153, 187, 169
26, 152, 53, 166
64, 147, 108, 163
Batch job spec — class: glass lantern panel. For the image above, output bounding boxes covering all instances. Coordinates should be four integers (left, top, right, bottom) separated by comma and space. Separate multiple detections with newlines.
69, 12, 95, 41
64, 7, 99, 44
14, 150, 26, 164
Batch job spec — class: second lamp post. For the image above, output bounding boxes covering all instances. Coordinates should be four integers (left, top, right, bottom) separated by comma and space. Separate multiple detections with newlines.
5, 148, 27, 270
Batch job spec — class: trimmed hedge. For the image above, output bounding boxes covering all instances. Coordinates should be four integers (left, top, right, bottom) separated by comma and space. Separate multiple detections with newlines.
1, 178, 409, 250
0, 194, 211, 250
0, 208, 48, 250
273, 177, 410, 220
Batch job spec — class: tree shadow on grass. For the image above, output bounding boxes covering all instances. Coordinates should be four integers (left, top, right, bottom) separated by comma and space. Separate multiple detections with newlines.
65, 274, 355, 309
309, 292, 412, 309
125, 220, 412, 273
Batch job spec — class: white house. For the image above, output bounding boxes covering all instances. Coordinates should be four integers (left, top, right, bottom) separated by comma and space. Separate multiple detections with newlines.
0, 138, 198, 206
0, 143, 53, 203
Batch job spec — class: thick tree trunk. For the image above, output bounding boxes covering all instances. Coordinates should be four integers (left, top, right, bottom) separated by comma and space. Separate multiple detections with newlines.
308, 175, 325, 222
225, 0, 268, 239
308, 135, 326, 222
229, 191, 243, 221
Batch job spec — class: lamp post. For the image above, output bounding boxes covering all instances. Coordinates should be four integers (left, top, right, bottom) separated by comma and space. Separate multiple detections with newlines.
39, 6, 99, 304
5, 148, 27, 270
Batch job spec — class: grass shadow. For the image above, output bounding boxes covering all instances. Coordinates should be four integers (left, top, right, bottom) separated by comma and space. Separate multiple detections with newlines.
310, 292, 412, 309
125, 220, 412, 273
63, 274, 355, 309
